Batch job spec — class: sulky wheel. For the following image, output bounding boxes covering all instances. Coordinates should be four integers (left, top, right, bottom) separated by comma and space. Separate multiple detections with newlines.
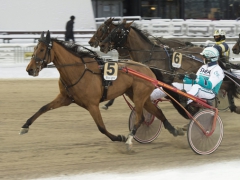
187, 109, 223, 155
215, 89, 229, 111
128, 107, 163, 144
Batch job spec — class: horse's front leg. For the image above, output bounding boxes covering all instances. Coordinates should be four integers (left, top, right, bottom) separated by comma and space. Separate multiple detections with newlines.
19, 94, 72, 135
88, 105, 126, 142
143, 99, 185, 137
124, 95, 150, 151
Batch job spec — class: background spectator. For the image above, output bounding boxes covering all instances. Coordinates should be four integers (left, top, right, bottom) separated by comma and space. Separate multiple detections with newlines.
65, 15, 75, 42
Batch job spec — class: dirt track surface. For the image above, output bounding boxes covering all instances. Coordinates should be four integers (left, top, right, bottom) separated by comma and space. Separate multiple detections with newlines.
1, 79, 240, 180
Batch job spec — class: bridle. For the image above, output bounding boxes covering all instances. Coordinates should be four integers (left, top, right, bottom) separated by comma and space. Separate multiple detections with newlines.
101, 24, 172, 63
94, 21, 113, 43
32, 40, 52, 69
102, 23, 130, 51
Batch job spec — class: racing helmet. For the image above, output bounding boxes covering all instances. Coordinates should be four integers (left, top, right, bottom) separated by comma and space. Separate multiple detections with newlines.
213, 29, 226, 41
214, 29, 226, 36
200, 47, 219, 63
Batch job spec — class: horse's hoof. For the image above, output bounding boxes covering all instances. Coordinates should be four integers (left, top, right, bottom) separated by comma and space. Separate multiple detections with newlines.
126, 143, 133, 152
168, 129, 178, 137
229, 105, 236, 112
101, 105, 108, 110
19, 128, 29, 135
176, 127, 185, 136
169, 127, 184, 137
125, 135, 133, 145
125, 135, 133, 151
182, 123, 189, 131
235, 107, 240, 114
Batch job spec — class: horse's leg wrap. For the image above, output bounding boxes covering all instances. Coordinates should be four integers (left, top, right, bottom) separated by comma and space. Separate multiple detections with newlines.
125, 134, 134, 145
118, 135, 127, 142
125, 134, 134, 151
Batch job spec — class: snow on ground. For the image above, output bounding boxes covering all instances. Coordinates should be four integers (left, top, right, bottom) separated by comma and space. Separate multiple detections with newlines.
1, 64, 240, 180
31, 160, 240, 180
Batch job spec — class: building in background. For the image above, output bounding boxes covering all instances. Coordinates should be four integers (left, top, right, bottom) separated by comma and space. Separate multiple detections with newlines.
0, 0, 95, 31
91, 0, 240, 20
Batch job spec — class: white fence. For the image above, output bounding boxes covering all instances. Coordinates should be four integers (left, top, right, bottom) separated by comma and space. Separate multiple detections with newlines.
0, 44, 119, 64
0, 41, 239, 65
95, 17, 240, 37
1, 17, 240, 64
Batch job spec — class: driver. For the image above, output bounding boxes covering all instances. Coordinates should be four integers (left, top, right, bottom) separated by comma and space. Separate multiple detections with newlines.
213, 29, 230, 64
182, 47, 225, 106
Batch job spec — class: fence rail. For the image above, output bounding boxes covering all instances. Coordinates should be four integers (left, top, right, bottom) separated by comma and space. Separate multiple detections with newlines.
0, 17, 240, 43
0, 29, 95, 43
1, 41, 239, 64
0, 17, 240, 63
96, 17, 240, 37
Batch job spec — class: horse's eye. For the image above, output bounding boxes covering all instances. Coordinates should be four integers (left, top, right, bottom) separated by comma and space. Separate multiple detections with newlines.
40, 49, 44, 52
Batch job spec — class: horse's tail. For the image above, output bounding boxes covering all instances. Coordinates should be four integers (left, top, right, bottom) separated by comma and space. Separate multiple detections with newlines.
218, 61, 240, 98
149, 66, 174, 84
150, 67, 189, 119
224, 71, 240, 98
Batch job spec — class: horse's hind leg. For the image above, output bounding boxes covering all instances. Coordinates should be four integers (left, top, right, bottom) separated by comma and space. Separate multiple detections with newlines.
20, 94, 72, 135
87, 105, 126, 142
143, 99, 184, 137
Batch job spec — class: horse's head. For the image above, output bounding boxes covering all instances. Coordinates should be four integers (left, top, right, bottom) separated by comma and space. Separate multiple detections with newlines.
88, 18, 116, 48
99, 19, 133, 54
232, 34, 240, 54
26, 31, 53, 76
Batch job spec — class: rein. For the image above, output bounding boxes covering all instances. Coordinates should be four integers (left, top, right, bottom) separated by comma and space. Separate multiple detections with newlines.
59, 56, 102, 90
52, 60, 97, 68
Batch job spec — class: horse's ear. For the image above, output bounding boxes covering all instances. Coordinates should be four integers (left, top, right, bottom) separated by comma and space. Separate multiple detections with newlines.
126, 21, 134, 28
40, 31, 44, 40
122, 19, 127, 24
46, 30, 50, 44
105, 17, 114, 24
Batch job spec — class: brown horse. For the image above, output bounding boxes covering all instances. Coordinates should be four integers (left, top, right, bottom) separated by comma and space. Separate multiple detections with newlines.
88, 18, 195, 59
88, 17, 131, 59
99, 20, 204, 83
89, 18, 202, 110
99, 20, 240, 115
232, 34, 240, 55
19, 31, 184, 149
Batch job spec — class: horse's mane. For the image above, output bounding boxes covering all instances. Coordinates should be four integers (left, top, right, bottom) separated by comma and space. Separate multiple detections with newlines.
130, 26, 196, 48
130, 26, 161, 47
52, 39, 100, 59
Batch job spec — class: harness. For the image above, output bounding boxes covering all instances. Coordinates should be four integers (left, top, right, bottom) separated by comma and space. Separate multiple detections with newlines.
57, 56, 111, 103
35, 33, 113, 102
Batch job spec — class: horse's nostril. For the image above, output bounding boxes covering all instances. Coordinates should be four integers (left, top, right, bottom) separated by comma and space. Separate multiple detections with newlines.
27, 69, 34, 75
